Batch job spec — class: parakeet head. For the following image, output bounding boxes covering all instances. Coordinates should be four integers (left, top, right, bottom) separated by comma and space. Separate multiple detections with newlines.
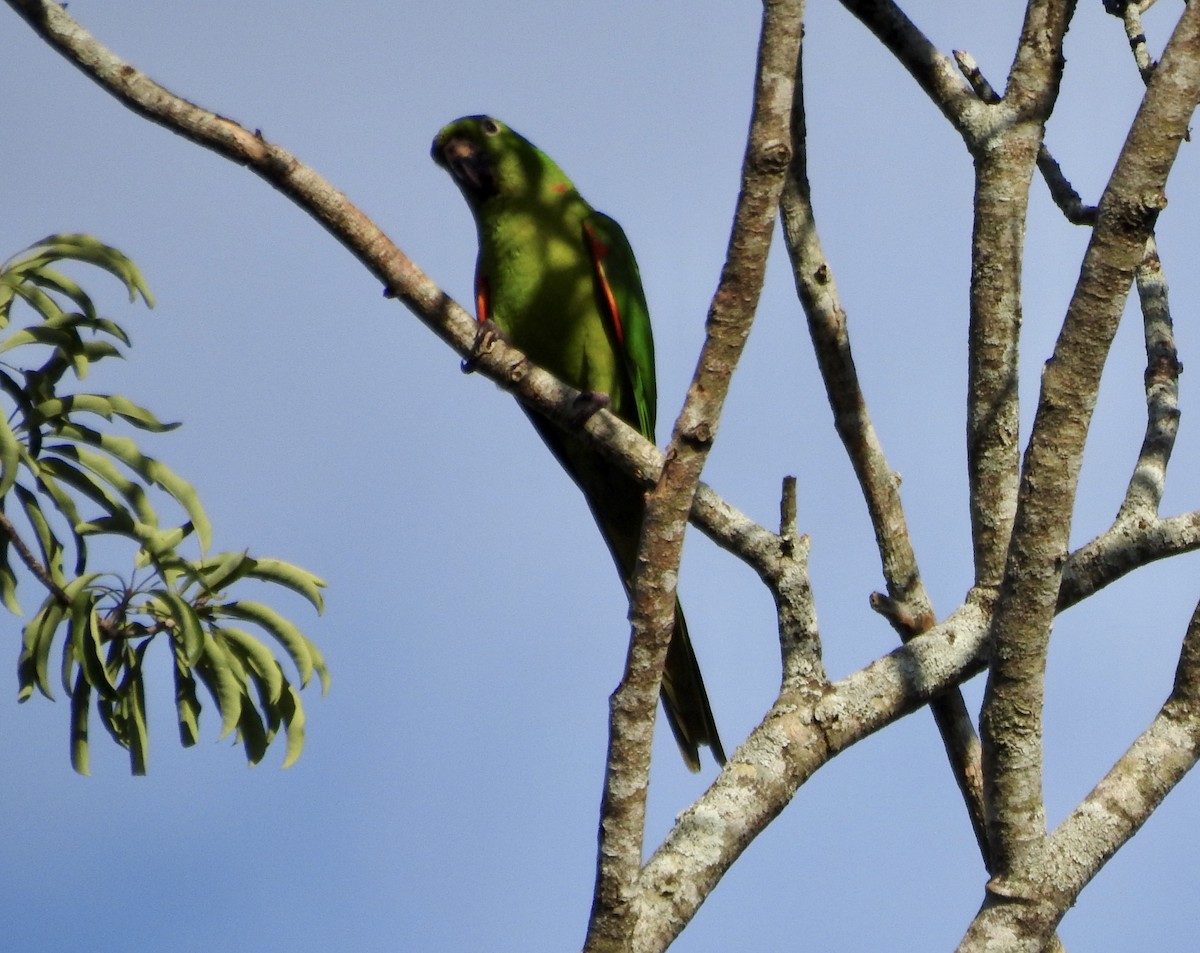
432, 116, 574, 209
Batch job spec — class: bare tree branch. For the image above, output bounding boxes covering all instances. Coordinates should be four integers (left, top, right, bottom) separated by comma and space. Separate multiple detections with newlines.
1117, 236, 1182, 522
629, 592, 996, 953
1111, 0, 1160, 83
967, 2, 1077, 592
1046, 599, 1200, 905
773, 478, 825, 690
0, 0, 796, 600
1060, 510, 1200, 610
954, 48, 1098, 226
967, 3, 1200, 946
960, 596, 1200, 953
586, 1, 804, 948
778, 19, 995, 869
836, 0, 993, 140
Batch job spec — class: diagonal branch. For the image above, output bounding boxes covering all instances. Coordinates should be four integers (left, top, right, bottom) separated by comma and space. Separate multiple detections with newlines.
960, 594, 1200, 952
1, 0, 792, 595
586, 2, 804, 949
1045, 597, 1200, 908
777, 20, 994, 868
836, 0, 994, 141
628, 592, 996, 953
1059, 510, 1200, 610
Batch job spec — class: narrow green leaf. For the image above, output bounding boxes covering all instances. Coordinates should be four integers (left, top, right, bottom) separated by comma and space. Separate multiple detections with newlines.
35, 394, 178, 433
21, 592, 71, 701
68, 591, 118, 699
0, 277, 15, 323
172, 647, 201, 748
134, 523, 192, 566
218, 600, 313, 686
69, 669, 91, 776
55, 424, 210, 550
236, 692, 269, 766
27, 234, 154, 307
5, 283, 68, 328
0, 506, 21, 616
0, 413, 21, 500
195, 551, 254, 596
124, 645, 150, 775
194, 634, 242, 740
77, 340, 123, 366
23, 266, 98, 321
48, 443, 157, 525
307, 636, 331, 696
13, 484, 66, 587
0, 321, 75, 354
42, 310, 130, 347
278, 682, 306, 769
220, 626, 284, 704
245, 557, 327, 614
28, 467, 88, 577
38, 455, 128, 520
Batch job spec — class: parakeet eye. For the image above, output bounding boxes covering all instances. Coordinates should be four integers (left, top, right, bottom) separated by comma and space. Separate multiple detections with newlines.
481, 118, 500, 136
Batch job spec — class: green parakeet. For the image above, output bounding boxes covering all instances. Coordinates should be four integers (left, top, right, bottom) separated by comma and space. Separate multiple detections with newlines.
432, 116, 725, 771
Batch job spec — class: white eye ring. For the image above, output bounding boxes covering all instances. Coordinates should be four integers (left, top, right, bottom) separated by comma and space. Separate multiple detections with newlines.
481, 118, 501, 136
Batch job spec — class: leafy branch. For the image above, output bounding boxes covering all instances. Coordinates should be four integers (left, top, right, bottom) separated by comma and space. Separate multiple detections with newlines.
0, 234, 327, 775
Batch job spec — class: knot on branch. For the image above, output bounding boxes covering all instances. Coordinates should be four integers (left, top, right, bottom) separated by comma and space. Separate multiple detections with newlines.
870, 592, 935, 640
1146, 353, 1183, 386
1105, 190, 1167, 235
261, 141, 298, 177
679, 414, 715, 448
753, 139, 792, 176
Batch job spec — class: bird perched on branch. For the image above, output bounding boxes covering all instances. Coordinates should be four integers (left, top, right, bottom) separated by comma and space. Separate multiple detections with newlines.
432, 115, 724, 770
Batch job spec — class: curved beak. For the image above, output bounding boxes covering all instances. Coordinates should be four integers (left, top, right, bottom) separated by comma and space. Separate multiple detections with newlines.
432, 135, 495, 200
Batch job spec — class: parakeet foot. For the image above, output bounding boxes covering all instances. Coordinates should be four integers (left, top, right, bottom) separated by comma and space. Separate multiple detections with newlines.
570, 391, 611, 427
461, 320, 510, 374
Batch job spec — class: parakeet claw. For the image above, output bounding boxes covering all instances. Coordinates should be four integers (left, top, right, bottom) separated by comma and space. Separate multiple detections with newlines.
570, 390, 611, 427
461, 320, 510, 374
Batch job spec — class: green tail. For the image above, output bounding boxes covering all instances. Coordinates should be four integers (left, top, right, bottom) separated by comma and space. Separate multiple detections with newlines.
661, 600, 726, 771
529, 412, 725, 771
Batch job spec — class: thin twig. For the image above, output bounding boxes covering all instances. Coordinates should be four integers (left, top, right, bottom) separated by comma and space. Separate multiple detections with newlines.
0, 507, 67, 605
836, 0, 993, 142
1116, 235, 1182, 521
954, 49, 1098, 226
1122, 0, 1159, 83
773, 477, 824, 690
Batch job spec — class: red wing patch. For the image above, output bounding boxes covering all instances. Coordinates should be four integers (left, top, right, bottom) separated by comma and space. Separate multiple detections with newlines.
583, 222, 624, 345
474, 271, 490, 324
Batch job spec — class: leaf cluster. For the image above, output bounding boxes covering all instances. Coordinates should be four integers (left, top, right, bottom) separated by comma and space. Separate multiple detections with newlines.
0, 234, 327, 774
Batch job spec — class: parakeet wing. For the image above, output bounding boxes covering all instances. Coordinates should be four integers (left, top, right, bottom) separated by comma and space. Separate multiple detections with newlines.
583, 212, 657, 440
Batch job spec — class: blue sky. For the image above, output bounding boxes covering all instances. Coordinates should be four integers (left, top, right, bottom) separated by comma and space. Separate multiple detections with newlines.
3, 2, 1199, 950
